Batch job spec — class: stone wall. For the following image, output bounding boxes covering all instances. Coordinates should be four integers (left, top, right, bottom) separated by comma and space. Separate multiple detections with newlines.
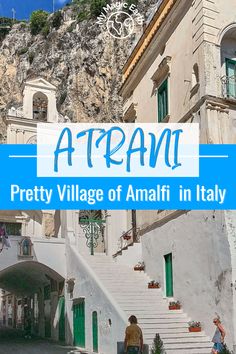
141, 210, 234, 348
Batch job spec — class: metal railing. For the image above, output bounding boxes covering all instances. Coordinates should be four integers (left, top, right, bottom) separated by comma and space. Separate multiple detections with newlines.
113, 226, 140, 257
8, 107, 24, 118
221, 75, 236, 99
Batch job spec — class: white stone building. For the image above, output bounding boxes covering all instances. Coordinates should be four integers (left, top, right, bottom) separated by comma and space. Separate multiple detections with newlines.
120, 0, 236, 352
0, 74, 225, 354
1, 0, 236, 350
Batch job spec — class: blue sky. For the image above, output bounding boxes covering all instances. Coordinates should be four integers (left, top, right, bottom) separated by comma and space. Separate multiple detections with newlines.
0, 0, 72, 20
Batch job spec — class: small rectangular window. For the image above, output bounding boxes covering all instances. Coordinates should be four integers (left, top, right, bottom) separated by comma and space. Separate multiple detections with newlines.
158, 79, 168, 122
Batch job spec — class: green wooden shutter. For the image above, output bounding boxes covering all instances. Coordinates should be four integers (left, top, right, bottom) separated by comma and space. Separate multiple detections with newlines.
226, 58, 236, 98
92, 311, 98, 353
73, 300, 85, 348
158, 79, 168, 122
165, 253, 173, 297
58, 296, 65, 342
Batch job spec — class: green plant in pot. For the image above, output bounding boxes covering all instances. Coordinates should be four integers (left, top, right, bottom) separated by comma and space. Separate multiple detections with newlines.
220, 344, 233, 354
151, 334, 165, 354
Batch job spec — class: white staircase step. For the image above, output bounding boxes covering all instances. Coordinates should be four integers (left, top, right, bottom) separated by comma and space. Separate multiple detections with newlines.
163, 336, 211, 343
166, 350, 211, 354
140, 319, 190, 326
138, 314, 187, 321
165, 342, 212, 349
110, 290, 162, 294
144, 328, 190, 334
85, 254, 212, 353
142, 323, 189, 330
152, 332, 208, 339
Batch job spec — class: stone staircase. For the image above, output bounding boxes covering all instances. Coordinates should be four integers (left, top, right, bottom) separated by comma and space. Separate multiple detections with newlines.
85, 254, 212, 354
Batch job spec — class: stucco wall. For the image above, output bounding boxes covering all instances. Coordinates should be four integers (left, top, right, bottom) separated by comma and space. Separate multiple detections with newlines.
141, 210, 234, 348
106, 210, 129, 256
66, 245, 127, 354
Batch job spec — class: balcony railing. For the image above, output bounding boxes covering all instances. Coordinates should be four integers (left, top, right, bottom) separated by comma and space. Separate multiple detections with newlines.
221, 75, 236, 99
8, 107, 24, 118
113, 226, 140, 258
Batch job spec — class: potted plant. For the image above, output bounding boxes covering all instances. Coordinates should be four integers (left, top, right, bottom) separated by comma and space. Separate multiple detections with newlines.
148, 280, 160, 289
134, 261, 145, 271
169, 301, 181, 310
188, 321, 201, 332
151, 333, 165, 354
123, 234, 131, 241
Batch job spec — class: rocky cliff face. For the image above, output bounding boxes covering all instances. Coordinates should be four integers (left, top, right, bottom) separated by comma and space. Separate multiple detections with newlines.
0, 1, 157, 141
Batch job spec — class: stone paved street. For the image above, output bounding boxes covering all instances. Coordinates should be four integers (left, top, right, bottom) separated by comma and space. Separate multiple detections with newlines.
0, 328, 75, 354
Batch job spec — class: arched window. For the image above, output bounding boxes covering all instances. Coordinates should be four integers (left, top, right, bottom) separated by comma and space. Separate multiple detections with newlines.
19, 237, 33, 257
221, 27, 236, 98
22, 238, 31, 256
33, 92, 48, 121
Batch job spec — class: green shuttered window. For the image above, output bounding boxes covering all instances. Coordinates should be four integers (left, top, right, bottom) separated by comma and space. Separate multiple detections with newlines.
158, 79, 168, 122
226, 58, 236, 98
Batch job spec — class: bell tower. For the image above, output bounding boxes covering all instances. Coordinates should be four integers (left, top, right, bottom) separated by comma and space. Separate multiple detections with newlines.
23, 78, 58, 123
6, 78, 60, 144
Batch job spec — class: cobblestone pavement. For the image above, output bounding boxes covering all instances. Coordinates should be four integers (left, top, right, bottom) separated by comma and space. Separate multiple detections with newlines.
0, 327, 75, 354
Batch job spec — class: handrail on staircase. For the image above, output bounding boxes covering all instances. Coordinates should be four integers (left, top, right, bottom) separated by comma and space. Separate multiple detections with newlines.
112, 226, 140, 258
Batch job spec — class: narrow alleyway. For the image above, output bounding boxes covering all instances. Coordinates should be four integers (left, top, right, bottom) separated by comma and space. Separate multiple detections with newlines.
0, 327, 75, 354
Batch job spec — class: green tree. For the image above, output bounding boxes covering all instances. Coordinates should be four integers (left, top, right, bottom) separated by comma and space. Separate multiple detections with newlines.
127, 0, 138, 6
90, 0, 109, 17
0, 17, 13, 41
41, 23, 50, 38
51, 11, 63, 29
151, 334, 165, 354
30, 10, 49, 35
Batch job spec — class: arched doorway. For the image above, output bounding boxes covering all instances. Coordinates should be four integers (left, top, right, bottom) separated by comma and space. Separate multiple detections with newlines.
33, 92, 48, 121
0, 262, 65, 340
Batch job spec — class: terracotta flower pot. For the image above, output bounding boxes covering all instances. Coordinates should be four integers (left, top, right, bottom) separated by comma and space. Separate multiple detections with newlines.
123, 235, 131, 241
134, 266, 145, 271
148, 284, 160, 289
169, 305, 181, 310
189, 327, 201, 333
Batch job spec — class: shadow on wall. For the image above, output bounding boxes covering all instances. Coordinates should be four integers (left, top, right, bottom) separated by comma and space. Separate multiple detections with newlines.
117, 342, 149, 354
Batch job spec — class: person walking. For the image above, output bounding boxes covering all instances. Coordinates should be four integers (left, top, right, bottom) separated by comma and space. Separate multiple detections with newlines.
124, 315, 143, 354
24, 312, 32, 339
0, 223, 11, 253
212, 317, 226, 353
